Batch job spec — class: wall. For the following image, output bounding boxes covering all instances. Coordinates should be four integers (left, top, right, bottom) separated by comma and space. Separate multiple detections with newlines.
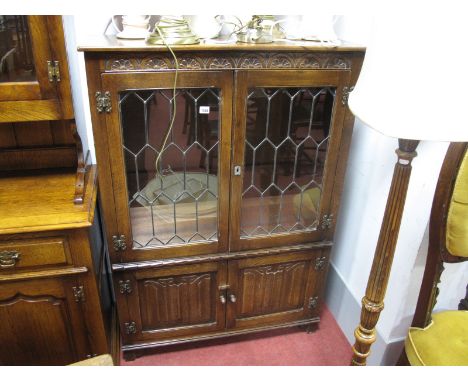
327, 16, 468, 365
62, 15, 115, 163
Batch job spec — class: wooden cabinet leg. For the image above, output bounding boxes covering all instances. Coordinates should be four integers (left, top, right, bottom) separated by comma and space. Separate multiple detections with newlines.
123, 351, 137, 362
303, 322, 319, 333
351, 139, 419, 366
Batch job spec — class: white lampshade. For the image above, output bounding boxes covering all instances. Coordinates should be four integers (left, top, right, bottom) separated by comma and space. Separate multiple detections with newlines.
348, 15, 468, 142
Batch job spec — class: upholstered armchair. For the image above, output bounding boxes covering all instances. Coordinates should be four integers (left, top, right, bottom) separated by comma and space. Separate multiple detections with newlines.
399, 142, 468, 366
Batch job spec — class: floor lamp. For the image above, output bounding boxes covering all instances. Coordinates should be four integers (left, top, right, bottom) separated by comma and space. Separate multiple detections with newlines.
346, 15, 468, 366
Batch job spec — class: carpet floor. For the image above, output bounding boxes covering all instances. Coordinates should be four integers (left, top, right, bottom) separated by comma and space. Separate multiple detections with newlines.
120, 305, 352, 366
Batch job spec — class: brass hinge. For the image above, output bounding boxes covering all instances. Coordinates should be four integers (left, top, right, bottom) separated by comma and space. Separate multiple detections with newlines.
125, 321, 137, 335
321, 214, 334, 230
47, 60, 60, 82
112, 234, 127, 252
308, 296, 319, 310
72, 286, 85, 302
315, 256, 327, 271
342, 86, 354, 106
119, 279, 132, 294
96, 91, 112, 113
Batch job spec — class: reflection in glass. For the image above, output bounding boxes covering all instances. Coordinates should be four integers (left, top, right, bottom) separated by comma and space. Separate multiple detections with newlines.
0, 16, 35, 82
119, 88, 221, 249
241, 87, 336, 237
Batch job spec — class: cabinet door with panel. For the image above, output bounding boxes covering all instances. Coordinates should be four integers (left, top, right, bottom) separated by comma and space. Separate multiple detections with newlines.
100, 70, 233, 262
0, 15, 73, 122
230, 70, 350, 252
226, 249, 329, 330
115, 260, 227, 344
0, 277, 90, 366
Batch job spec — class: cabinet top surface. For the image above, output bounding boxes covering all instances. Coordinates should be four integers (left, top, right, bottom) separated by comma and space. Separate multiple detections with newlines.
0, 167, 97, 235
78, 35, 366, 53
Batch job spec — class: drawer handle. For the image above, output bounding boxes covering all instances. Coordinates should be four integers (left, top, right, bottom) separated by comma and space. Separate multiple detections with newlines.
0, 250, 21, 268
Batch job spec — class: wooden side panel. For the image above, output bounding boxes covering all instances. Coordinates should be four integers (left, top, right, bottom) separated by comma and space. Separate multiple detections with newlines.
0, 99, 62, 122
50, 120, 75, 145
0, 120, 77, 171
14, 121, 54, 146
0, 124, 17, 148
46, 16, 74, 119
0, 120, 74, 149
0, 147, 77, 171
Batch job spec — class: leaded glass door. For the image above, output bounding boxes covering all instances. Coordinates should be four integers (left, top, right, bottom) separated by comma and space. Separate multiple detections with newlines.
0, 16, 59, 102
102, 71, 232, 261
230, 70, 350, 251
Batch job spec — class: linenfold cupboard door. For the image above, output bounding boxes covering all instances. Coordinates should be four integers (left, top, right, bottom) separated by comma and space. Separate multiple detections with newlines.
114, 260, 227, 344
225, 249, 329, 330
101, 71, 233, 262
229, 70, 350, 251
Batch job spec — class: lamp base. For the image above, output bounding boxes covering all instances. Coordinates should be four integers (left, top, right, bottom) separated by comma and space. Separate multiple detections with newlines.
351, 139, 419, 366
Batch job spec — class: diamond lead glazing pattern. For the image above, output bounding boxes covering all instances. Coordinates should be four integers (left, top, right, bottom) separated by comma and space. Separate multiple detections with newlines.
119, 88, 221, 249
240, 87, 336, 238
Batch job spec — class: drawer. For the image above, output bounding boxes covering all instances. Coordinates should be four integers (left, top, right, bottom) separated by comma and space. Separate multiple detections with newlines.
0, 237, 71, 271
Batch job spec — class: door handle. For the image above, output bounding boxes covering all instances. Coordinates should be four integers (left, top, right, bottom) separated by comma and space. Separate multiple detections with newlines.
0, 250, 21, 268
229, 293, 237, 303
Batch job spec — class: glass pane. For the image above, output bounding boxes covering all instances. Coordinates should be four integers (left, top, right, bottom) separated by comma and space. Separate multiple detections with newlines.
119, 87, 221, 249
241, 87, 336, 238
0, 16, 36, 82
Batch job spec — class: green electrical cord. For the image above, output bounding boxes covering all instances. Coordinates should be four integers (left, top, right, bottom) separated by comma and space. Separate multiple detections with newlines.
153, 24, 179, 178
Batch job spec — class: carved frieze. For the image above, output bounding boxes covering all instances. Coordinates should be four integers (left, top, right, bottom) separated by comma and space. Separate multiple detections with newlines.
104, 52, 352, 72
108, 59, 135, 71
142, 57, 169, 70
207, 57, 234, 69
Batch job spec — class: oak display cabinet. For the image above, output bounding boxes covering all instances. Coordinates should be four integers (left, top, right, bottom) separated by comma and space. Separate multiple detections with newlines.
80, 38, 365, 360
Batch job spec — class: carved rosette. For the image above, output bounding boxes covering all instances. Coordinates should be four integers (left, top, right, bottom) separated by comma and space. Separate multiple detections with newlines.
325, 57, 350, 69
104, 52, 351, 72
207, 57, 234, 69
238, 55, 263, 69
178, 57, 203, 70
268, 54, 294, 68
142, 57, 169, 70
297, 56, 321, 69
109, 59, 135, 71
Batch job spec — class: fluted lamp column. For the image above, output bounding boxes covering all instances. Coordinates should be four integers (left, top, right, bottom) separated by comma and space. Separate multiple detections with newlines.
347, 15, 468, 366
